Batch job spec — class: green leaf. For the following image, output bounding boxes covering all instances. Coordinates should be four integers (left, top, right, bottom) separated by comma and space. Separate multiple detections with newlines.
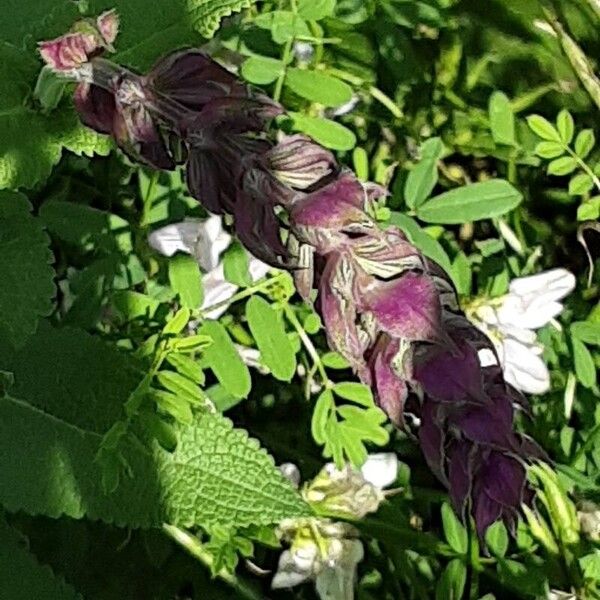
451, 251, 472, 296
198, 321, 251, 398
245, 296, 296, 381
573, 338, 596, 388
321, 351, 350, 369
568, 173, 594, 196
312, 389, 334, 444
241, 56, 284, 85
168, 254, 203, 309
404, 137, 443, 209
149, 389, 193, 425
0, 393, 310, 527
489, 91, 515, 146
389, 212, 452, 274
575, 129, 595, 159
577, 197, 600, 221
285, 69, 353, 107
571, 322, 600, 345
166, 352, 205, 384
223, 241, 252, 287
0, 192, 55, 347
163, 307, 191, 335
288, 113, 356, 150
332, 381, 374, 407
485, 521, 509, 557
297, 0, 336, 20
186, 0, 258, 38
441, 503, 468, 554
0, 520, 82, 600
526, 114, 561, 142
547, 156, 578, 176
496, 559, 547, 596
579, 551, 600, 579
416, 179, 522, 224
34, 66, 66, 112
254, 10, 310, 44
534, 141, 565, 159
156, 370, 203, 405
556, 109, 575, 144
435, 559, 467, 600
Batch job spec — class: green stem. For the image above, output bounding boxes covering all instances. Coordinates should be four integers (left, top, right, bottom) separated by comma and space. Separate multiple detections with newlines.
283, 304, 330, 386
162, 525, 262, 600
272, 0, 298, 103
565, 146, 600, 192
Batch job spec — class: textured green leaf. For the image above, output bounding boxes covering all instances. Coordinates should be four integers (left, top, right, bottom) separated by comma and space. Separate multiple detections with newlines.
489, 91, 515, 146
0, 394, 310, 528
416, 179, 522, 224
0, 520, 82, 600
186, 0, 258, 38
289, 113, 356, 150
198, 321, 251, 398
404, 137, 443, 209
0, 192, 55, 347
245, 296, 296, 381
168, 254, 203, 309
285, 69, 353, 107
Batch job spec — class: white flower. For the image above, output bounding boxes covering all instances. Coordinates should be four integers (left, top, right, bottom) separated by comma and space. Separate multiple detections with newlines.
467, 268, 575, 395
148, 216, 270, 318
272, 454, 398, 600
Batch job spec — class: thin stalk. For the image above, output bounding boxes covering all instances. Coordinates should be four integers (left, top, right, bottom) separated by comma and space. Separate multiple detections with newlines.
564, 145, 600, 192
162, 524, 262, 600
283, 303, 330, 387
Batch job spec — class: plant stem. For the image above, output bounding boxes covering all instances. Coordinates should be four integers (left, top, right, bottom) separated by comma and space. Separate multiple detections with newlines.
564, 146, 600, 192
162, 524, 262, 600
283, 303, 330, 386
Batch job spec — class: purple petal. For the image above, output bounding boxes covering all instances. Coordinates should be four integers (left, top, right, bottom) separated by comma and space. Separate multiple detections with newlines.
418, 400, 448, 486
448, 442, 472, 517
74, 82, 116, 134
472, 489, 503, 539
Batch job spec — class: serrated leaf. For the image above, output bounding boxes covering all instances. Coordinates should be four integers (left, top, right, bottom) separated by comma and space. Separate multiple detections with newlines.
168, 255, 203, 309
416, 179, 522, 224
404, 137, 443, 209
0, 394, 310, 528
241, 56, 284, 84
198, 321, 251, 398
285, 69, 353, 107
489, 91, 515, 146
527, 114, 561, 142
534, 141, 565, 159
245, 296, 296, 381
0, 520, 82, 600
547, 156, 578, 176
0, 192, 55, 347
187, 0, 258, 38
288, 112, 356, 150
556, 109, 574, 144
297, 0, 336, 20
568, 173, 594, 196
575, 129, 595, 159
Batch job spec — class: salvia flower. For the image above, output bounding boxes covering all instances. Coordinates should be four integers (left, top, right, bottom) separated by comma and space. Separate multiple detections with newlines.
50, 14, 547, 537
467, 268, 575, 394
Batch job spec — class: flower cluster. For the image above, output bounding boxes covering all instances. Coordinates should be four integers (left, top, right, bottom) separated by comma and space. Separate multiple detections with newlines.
40, 13, 550, 536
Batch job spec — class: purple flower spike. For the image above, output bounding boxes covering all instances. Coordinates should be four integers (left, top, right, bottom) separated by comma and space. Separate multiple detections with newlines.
361, 272, 443, 343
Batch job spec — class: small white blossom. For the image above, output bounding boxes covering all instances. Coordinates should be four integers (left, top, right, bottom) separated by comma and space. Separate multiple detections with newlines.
148, 216, 270, 318
467, 269, 575, 395
272, 454, 398, 600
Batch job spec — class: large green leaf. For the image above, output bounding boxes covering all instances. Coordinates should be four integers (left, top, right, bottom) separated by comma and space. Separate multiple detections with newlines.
0, 192, 55, 347
416, 179, 523, 224
0, 520, 82, 600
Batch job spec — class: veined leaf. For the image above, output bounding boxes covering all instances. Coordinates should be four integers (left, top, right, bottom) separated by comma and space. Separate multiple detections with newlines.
0, 395, 310, 528
0, 193, 55, 347
0, 520, 82, 600
575, 129, 595, 159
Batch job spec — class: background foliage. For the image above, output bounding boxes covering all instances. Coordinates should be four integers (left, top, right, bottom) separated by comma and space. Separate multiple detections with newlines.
1, 0, 600, 598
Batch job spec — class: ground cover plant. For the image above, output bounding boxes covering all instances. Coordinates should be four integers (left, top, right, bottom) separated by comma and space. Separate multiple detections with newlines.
1, 0, 600, 598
